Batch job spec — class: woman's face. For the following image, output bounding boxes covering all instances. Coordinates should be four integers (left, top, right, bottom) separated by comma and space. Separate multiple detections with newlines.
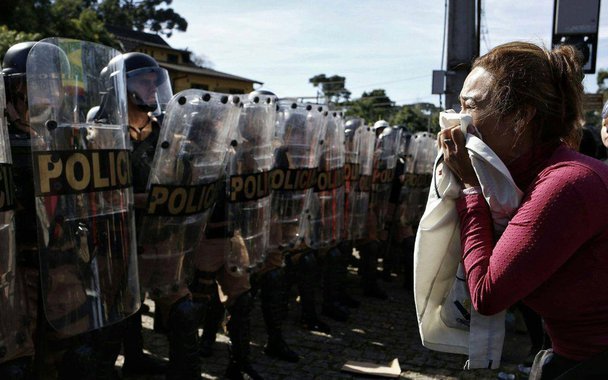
602, 118, 608, 149
460, 67, 525, 163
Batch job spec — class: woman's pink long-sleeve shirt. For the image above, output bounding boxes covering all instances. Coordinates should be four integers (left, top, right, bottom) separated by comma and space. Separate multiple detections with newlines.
456, 142, 608, 361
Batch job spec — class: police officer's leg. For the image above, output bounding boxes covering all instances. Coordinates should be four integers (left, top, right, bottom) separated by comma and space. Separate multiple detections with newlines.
219, 271, 263, 380
358, 240, 388, 300
56, 333, 99, 380
73, 323, 124, 380
0, 263, 38, 379
321, 247, 350, 322
290, 250, 331, 334
161, 286, 203, 380
198, 284, 224, 358
335, 241, 360, 308
258, 265, 299, 362
122, 306, 167, 376
94, 324, 125, 380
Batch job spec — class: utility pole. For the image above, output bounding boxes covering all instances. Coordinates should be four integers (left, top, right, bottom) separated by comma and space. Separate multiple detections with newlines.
445, 0, 480, 111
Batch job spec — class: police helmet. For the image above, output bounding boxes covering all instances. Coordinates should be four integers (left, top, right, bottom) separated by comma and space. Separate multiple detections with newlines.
2, 41, 36, 76
122, 52, 172, 113
372, 119, 389, 131
344, 117, 363, 135
2, 42, 37, 134
248, 89, 276, 99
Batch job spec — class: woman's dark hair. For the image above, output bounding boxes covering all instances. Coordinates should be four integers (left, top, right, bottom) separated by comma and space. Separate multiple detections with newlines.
473, 41, 584, 148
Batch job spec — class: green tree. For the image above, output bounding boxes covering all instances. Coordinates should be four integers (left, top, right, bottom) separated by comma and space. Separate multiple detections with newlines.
391, 102, 441, 133
97, 0, 187, 37
309, 74, 351, 104
48, 0, 117, 46
346, 89, 394, 123
597, 68, 608, 97
0, 0, 187, 50
0, 25, 42, 60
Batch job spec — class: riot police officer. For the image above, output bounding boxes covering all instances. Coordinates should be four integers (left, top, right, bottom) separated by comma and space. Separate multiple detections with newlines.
110, 52, 214, 379
118, 52, 173, 377
0, 41, 38, 380
355, 119, 393, 300
188, 90, 268, 380
3, 38, 146, 380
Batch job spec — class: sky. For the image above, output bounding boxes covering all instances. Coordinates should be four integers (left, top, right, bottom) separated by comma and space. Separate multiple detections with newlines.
165, 0, 608, 107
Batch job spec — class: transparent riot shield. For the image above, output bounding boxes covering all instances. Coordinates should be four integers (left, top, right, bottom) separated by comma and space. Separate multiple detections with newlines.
342, 117, 362, 241
138, 90, 241, 296
224, 93, 276, 274
26, 38, 138, 335
400, 131, 436, 227
350, 126, 375, 240
305, 111, 344, 249
0, 74, 19, 360
370, 127, 401, 233
268, 102, 326, 252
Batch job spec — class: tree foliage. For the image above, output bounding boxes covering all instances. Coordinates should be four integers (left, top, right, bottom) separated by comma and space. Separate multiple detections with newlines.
97, 0, 187, 37
0, 25, 42, 61
391, 102, 440, 133
345, 89, 394, 123
344, 89, 441, 133
309, 74, 351, 103
597, 68, 608, 97
0, 0, 187, 57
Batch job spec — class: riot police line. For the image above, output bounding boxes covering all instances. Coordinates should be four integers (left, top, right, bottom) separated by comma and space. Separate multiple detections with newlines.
0, 37, 437, 379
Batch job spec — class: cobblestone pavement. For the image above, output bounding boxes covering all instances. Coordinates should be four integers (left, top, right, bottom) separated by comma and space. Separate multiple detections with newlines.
117, 265, 531, 380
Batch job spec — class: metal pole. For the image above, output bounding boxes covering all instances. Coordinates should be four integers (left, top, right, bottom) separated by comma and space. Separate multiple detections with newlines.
445, 0, 479, 111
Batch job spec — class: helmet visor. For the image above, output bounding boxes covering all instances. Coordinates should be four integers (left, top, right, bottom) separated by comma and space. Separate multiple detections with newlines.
126, 67, 172, 114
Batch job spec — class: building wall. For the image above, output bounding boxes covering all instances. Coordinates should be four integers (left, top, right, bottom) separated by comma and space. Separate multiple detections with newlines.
132, 46, 255, 94
171, 73, 254, 94
134, 46, 186, 65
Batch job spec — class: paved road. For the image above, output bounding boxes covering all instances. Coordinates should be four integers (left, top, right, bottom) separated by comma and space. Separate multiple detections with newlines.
118, 265, 530, 380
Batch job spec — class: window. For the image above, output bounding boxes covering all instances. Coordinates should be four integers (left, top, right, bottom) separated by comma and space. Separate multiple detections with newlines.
191, 83, 209, 90
167, 53, 178, 64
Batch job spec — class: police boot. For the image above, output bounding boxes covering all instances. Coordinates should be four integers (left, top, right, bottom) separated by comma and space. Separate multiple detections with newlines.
199, 288, 224, 358
359, 241, 388, 300
296, 251, 331, 334
335, 242, 360, 308
225, 292, 263, 380
58, 330, 121, 380
260, 268, 299, 363
90, 324, 126, 380
321, 247, 350, 322
381, 239, 396, 282
166, 297, 203, 380
122, 308, 168, 376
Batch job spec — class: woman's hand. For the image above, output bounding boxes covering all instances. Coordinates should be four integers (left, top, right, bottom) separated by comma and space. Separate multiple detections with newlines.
437, 126, 479, 188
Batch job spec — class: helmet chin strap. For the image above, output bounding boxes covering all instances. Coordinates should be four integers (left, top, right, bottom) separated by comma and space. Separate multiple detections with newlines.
129, 91, 157, 113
